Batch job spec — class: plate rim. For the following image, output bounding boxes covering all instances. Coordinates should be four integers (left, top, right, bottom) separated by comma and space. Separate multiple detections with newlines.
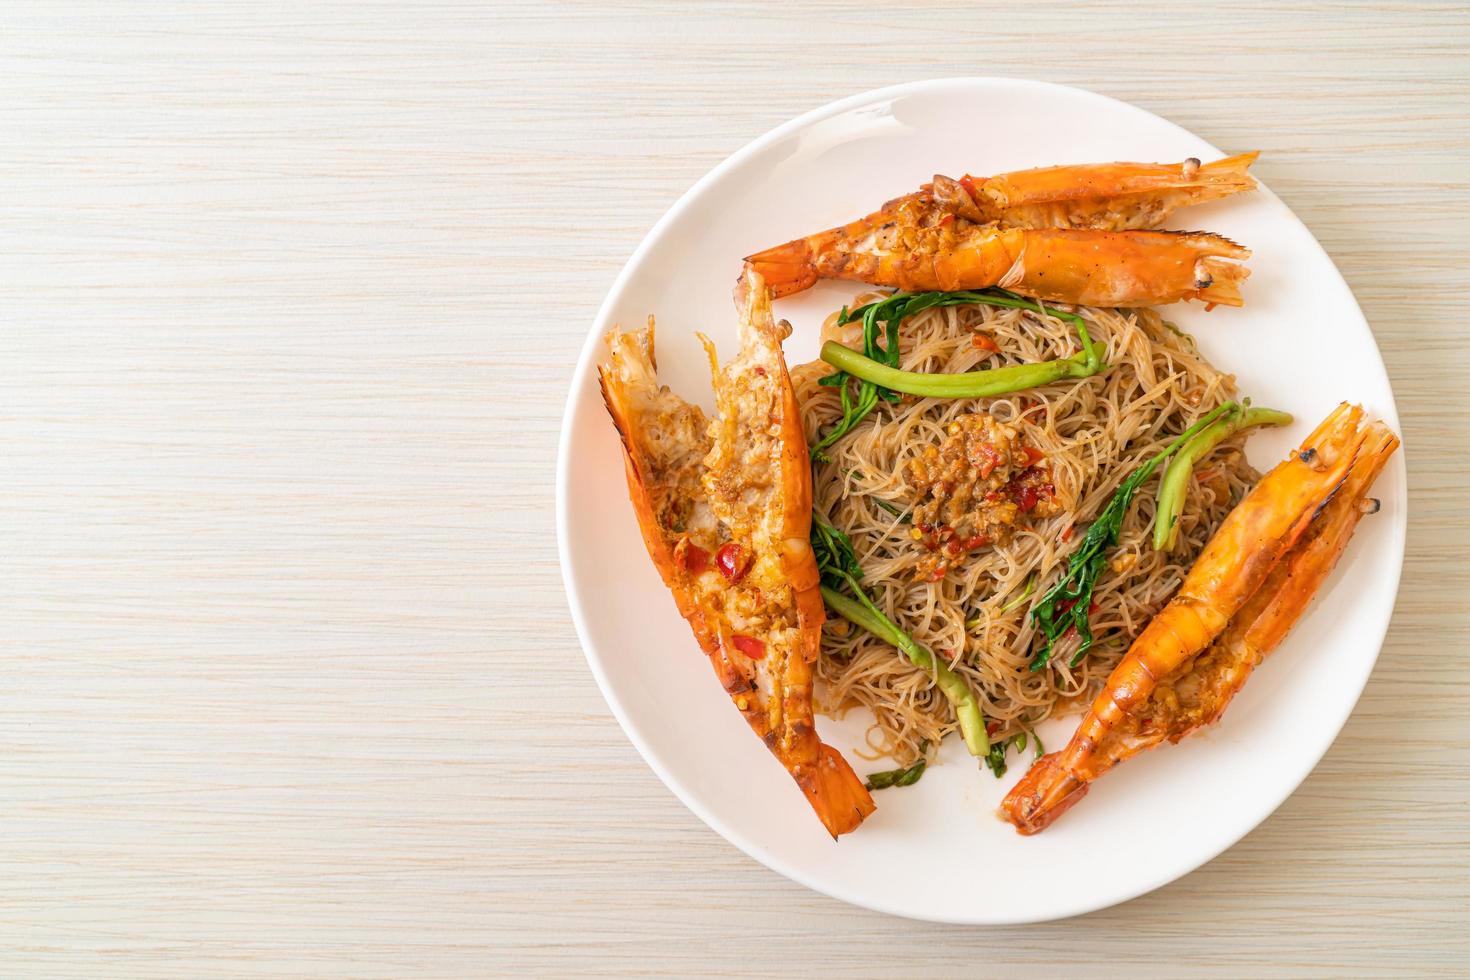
555, 76, 1407, 924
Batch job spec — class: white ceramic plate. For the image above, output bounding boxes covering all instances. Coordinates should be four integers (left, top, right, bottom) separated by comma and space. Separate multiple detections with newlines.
557, 79, 1405, 924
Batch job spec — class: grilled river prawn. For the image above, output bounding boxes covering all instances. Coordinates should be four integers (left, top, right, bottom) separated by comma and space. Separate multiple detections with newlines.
746, 153, 1257, 307
1000, 404, 1399, 835
599, 270, 875, 837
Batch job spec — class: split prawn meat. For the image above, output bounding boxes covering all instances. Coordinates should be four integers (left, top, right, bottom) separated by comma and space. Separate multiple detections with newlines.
599, 270, 875, 837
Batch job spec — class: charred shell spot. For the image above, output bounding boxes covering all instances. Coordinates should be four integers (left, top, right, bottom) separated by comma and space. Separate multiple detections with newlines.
1358, 497, 1382, 515
1298, 447, 1318, 465
1192, 259, 1215, 289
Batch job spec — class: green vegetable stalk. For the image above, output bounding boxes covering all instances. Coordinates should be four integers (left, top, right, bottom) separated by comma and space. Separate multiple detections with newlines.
810, 289, 1107, 460
1153, 404, 1292, 551
819, 340, 1108, 399
811, 512, 989, 756
864, 752, 927, 791
1030, 402, 1241, 671
984, 739, 1010, 777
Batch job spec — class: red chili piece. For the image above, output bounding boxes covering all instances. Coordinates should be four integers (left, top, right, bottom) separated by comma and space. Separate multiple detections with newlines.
682, 543, 709, 573
715, 543, 752, 582
977, 443, 1002, 478
1017, 445, 1045, 468
731, 634, 766, 660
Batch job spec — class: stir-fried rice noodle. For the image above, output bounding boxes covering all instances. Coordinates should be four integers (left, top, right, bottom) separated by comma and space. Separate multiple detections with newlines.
792, 298, 1259, 765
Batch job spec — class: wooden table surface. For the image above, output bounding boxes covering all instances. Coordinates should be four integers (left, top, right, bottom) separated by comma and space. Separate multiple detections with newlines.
5, 2, 1468, 975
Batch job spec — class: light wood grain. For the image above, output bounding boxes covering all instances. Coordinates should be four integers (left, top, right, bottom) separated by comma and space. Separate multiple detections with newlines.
3, 1, 1468, 976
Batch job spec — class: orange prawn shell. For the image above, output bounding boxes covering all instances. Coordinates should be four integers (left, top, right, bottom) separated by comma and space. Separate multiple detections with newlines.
599, 369, 720, 649
764, 289, 827, 668
971, 152, 1259, 219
